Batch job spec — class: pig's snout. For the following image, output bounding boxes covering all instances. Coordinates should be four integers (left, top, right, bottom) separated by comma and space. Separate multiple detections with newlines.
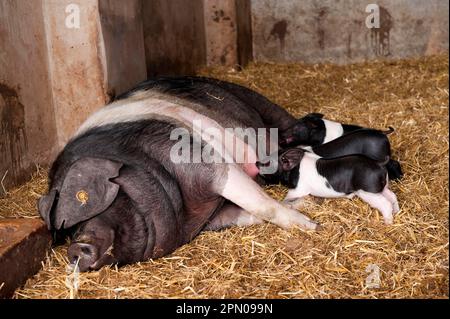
279, 134, 294, 147
68, 242, 99, 272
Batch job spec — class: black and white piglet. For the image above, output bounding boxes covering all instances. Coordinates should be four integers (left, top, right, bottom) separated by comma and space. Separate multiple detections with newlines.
280, 112, 393, 147
280, 113, 362, 147
260, 148, 400, 224
302, 128, 402, 180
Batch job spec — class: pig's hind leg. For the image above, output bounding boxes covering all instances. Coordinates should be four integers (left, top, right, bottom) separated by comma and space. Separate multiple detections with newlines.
356, 190, 394, 224
216, 164, 320, 230
204, 203, 263, 231
382, 187, 400, 214
386, 159, 403, 181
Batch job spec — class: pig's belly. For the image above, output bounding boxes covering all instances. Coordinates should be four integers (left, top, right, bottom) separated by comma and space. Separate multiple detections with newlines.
309, 181, 346, 198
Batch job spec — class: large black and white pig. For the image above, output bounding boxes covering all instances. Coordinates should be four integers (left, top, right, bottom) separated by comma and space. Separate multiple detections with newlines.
38, 76, 320, 272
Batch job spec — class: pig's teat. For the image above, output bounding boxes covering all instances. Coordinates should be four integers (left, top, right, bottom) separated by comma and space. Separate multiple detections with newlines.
242, 163, 260, 179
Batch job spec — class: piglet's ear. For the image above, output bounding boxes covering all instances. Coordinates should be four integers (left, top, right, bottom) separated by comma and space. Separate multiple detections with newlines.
53, 157, 123, 230
280, 148, 305, 171
306, 113, 324, 119
38, 189, 58, 230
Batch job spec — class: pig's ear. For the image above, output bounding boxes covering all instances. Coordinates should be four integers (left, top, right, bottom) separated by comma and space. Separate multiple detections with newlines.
53, 157, 123, 230
280, 148, 305, 171
38, 189, 58, 230
306, 113, 324, 119
304, 116, 323, 129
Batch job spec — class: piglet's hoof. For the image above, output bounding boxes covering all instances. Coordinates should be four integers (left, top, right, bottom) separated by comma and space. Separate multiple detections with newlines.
313, 197, 325, 205
282, 198, 305, 210
315, 223, 324, 231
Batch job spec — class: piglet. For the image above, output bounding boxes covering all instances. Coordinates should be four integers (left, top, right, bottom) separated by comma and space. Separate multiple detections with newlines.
280, 113, 394, 147
302, 128, 403, 181
260, 148, 400, 224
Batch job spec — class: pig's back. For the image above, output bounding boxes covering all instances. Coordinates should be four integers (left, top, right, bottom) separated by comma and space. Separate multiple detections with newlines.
114, 76, 266, 130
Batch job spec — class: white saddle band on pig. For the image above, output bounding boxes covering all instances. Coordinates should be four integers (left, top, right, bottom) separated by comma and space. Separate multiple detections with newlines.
322, 119, 344, 144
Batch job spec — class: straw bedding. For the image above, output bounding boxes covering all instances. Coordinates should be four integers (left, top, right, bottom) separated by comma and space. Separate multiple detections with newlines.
0, 54, 448, 299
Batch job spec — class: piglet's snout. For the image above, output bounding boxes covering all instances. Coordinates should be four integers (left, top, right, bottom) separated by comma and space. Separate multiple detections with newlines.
255, 160, 269, 169
68, 242, 99, 272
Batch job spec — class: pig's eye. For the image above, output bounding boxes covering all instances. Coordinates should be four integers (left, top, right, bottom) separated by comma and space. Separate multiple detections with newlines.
81, 246, 93, 255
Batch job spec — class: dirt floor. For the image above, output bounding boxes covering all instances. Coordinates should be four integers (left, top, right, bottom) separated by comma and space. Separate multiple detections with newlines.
0, 54, 448, 298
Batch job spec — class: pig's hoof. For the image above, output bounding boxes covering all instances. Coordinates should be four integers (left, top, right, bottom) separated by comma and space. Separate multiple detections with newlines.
393, 204, 401, 214
313, 197, 325, 205
282, 198, 306, 210
315, 223, 324, 231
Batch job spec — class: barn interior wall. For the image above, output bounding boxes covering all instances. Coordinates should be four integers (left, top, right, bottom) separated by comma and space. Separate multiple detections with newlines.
43, 0, 110, 148
142, 0, 253, 76
251, 0, 449, 63
0, 0, 448, 193
203, 0, 239, 67
142, 0, 207, 76
99, 0, 147, 98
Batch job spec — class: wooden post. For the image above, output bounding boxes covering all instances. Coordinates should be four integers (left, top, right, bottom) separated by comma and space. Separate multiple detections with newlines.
142, 0, 207, 76
43, 0, 147, 147
0, 0, 147, 193
0, 0, 59, 195
203, 0, 253, 68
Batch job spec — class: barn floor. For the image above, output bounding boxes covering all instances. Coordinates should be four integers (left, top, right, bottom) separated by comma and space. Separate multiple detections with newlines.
0, 54, 448, 299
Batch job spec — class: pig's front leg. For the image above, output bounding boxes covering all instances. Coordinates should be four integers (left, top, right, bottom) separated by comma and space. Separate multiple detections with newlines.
356, 190, 394, 224
216, 164, 320, 230
204, 203, 263, 231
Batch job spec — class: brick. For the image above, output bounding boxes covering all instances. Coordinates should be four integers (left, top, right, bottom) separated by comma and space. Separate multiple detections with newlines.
0, 218, 51, 298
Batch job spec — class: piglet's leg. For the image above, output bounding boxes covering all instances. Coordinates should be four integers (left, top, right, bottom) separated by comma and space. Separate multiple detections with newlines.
217, 164, 320, 230
285, 188, 310, 201
356, 190, 394, 224
382, 187, 400, 214
204, 203, 263, 231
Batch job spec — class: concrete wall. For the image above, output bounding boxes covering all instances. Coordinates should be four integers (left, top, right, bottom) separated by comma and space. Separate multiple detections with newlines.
251, 0, 449, 63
